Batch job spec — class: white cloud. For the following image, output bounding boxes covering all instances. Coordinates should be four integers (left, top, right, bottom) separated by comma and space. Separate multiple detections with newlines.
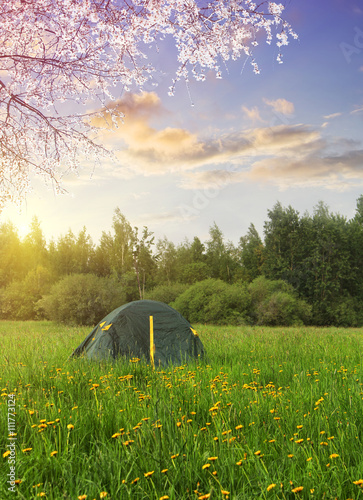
263, 98, 295, 116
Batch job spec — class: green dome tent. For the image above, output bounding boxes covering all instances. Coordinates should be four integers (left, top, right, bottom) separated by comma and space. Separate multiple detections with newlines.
70, 300, 205, 367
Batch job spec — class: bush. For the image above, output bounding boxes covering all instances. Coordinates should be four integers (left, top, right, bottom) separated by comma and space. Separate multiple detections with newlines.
39, 273, 126, 325
171, 279, 251, 325
248, 276, 311, 326
0, 266, 54, 320
144, 282, 189, 304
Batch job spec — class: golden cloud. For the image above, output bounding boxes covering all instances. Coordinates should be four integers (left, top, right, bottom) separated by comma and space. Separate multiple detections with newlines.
92, 91, 363, 191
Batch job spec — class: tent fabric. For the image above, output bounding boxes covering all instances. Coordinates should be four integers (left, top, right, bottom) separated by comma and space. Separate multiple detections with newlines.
70, 300, 205, 366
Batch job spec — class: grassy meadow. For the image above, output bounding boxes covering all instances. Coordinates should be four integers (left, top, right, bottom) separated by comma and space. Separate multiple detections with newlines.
1, 321, 363, 500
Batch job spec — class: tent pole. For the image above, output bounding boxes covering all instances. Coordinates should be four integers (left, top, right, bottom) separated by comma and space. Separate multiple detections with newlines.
149, 315, 155, 370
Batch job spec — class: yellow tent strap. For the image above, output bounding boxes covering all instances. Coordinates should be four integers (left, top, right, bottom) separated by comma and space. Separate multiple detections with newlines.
149, 315, 155, 369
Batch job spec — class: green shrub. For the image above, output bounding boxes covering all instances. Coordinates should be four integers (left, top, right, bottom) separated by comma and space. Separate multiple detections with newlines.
171, 279, 251, 325
38, 274, 126, 325
144, 282, 189, 304
248, 276, 311, 326
0, 266, 54, 320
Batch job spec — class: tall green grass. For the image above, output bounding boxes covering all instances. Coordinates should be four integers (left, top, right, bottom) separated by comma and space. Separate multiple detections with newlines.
1, 322, 362, 499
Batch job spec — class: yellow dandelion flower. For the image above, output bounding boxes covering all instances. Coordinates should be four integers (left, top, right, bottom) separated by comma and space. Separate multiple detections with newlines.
160, 496, 170, 500
112, 433, 121, 438
3, 451, 11, 458
38, 493, 46, 497
235, 425, 243, 430
198, 495, 211, 500
144, 471, 154, 478
310, 489, 315, 494
288, 454, 294, 458
100, 492, 108, 499
170, 454, 179, 459
14, 479, 21, 485
329, 453, 339, 459
295, 439, 304, 444
254, 450, 261, 456
221, 490, 230, 495
22, 448, 32, 453
29, 410, 35, 415
67, 424, 74, 430
353, 479, 363, 485
208, 456, 218, 461
320, 442, 328, 446
131, 478, 140, 484
267, 484, 276, 491
78, 496, 87, 500
202, 463, 211, 469
213, 437, 219, 441
161, 469, 168, 473
176, 422, 182, 427
291, 486, 303, 493
269, 439, 276, 443
307, 457, 312, 462
297, 425, 303, 429
212, 471, 217, 476
50, 451, 58, 457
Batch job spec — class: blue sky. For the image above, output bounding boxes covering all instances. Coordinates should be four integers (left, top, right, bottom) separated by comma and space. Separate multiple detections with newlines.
2, 0, 363, 245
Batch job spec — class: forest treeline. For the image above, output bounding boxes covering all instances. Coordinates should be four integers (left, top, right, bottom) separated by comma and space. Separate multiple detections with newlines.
0, 197, 362, 327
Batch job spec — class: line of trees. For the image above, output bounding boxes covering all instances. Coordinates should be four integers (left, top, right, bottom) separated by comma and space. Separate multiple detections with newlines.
0, 197, 362, 326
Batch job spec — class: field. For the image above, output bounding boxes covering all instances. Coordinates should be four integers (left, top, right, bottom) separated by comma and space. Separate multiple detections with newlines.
1, 322, 362, 500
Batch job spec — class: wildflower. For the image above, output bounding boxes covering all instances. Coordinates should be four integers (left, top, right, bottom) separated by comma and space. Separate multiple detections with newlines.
22, 448, 32, 453
267, 484, 276, 491
208, 456, 218, 461
78, 496, 87, 500
329, 453, 339, 459
112, 433, 121, 438
160, 496, 170, 500
221, 490, 230, 496
144, 471, 154, 478
3, 451, 11, 458
269, 439, 276, 443
14, 479, 21, 485
297, 425, 303, 429
161, 469, 168, 473
176, 422, 182, 427
100, 493, 108, 499
295, 439, 304, 444
67, 424, 74, 430
306, 457, 312, 462
254, 450, 261, 456
288, 454, 294, 458
50, 451, 58, 457
198, 495, 211, 500
131, 478, 140, 484
202, 463, 211, 469
291, 486, 303, 493
353, 479, 363, 485
320, 442, 328, 446
235, 425, 243, 430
